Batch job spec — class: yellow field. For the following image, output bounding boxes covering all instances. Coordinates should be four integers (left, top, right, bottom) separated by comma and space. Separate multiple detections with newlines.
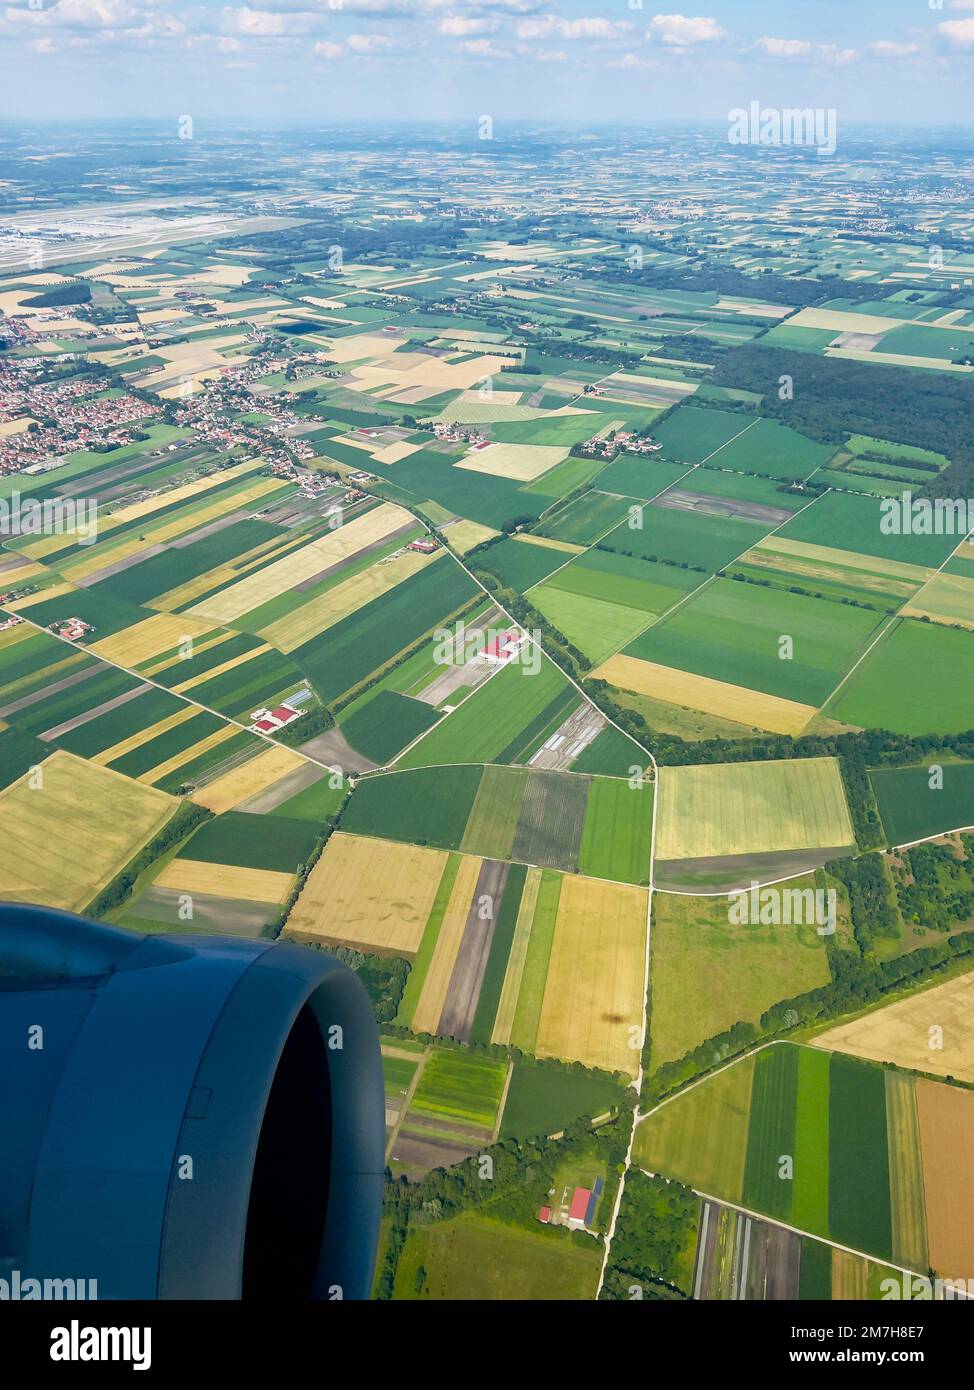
139, 630, 237, 679
94, 704, 198, 766
0, 750, 176, 912
513, 533, 585, 555
535, 874, 647, 1076
258, 549, 436, 653
372, 440, 421, 464
916, 1079, 974, 1279
444, 519, 499, 554
491, 867, 542, 1046
902, 571, 974, 630
190, 743, 307, 813
410, 854, 483, 1035
153, 858, 293, 904
884, 1070, 928, 1273
188, 502, 412, 624
831, 1250, 869, 1300
787, 306, 911, 336
6, 582, 76, 611
456, 442, 569, 482
147, 534, 312, 612
286, 832, 448, 954
594, 652, 816, 736
90, 612, 216, 667
814, 971, 974, 1083
752, 536, 934, 587
656, 757, 855, 861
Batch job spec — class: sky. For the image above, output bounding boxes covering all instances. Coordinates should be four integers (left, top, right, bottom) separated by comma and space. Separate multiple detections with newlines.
3, 0, 974, 124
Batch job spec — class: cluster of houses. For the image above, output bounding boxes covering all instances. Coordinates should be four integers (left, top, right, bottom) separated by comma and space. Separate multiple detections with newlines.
579, 428, 663, 461
50, 616, 94, 642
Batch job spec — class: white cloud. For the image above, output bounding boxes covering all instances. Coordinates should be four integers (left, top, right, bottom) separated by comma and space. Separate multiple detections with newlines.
755, 36, 856, 66
939, 17, 974, 47
517, 15, 631, 41
347, 31, 393, 51
868, 40, 920, 58
220, 7, 317, 36
756, 37, 812, 59
647, 14, 725, 47
314, 39, 343, 57
439, 15, 496, 35
609, 50, 653, 69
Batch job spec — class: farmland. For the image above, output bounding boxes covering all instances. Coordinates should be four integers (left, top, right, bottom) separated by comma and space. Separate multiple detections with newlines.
636, 1043, 974, 1276
5, 114, 974, 1308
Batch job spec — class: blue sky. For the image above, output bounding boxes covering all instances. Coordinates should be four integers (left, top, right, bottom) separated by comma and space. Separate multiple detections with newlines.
2, 0, 974, 123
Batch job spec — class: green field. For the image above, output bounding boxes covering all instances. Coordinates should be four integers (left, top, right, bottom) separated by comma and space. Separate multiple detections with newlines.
396, 657, 572, 769
179, 811, 319, 872
627, 578, 882, 706
340, 689, 441, 763
535, 489, 636, 545
341, 764, 483, 850
295, 556, 479, 702
500, 1063, 626, 1139
828, 620, 974, 735
652, 405, 756, 464
578, 777, 653, 885
393, 1212, 601, 1300
460, 764, 527, 859
468, 862, 526, 1045
870, 760, 974, 845
779, 492, 959, 569
474, 536, 568, 592
648, 884, 832, 1069
602, 504, 770, 572
409, 1047, 509, 1130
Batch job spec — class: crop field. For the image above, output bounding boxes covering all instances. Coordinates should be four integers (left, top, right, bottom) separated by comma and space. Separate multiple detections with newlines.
870, 761, 974, 844
534, 490, 636, 546
510, 770, 589, 871
577, 776, 653, 885
408, 1048, 509, 1130
649, 884, 833, 1070
534, 873, 647, 1075
340, 690, 441, 763
473, 536, 568, 592
285, 832, 448, 953
296, 557, 479, 704
177, 809, 319, 872
0, 750, 176, 911
637, 1043, 974, 1274
460, 765, 527, 859
815, 971, 974, 1084
594, 652, 819, 737
826, 620, 974, 735
779, 492, 959, 570
652, 405, 757, 464
626, 579, 882, 708
655, 758, 855, 863
634, 1054, 756, 1201
602, 504, 771, 572
396, 657, 572, 768
343, 764, 484, 849
530, 583, 649, 665
393, 1212, 602, 1300
500, 1063, 626, 1139
190, 743, 307, 813
153, 858, 293, 904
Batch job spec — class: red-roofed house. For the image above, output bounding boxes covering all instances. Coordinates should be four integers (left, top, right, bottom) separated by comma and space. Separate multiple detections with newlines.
567, 1187, 591, 1231
537, 1206, 552, 1224
253, 719, 277, 733
270, 705, 298, 724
